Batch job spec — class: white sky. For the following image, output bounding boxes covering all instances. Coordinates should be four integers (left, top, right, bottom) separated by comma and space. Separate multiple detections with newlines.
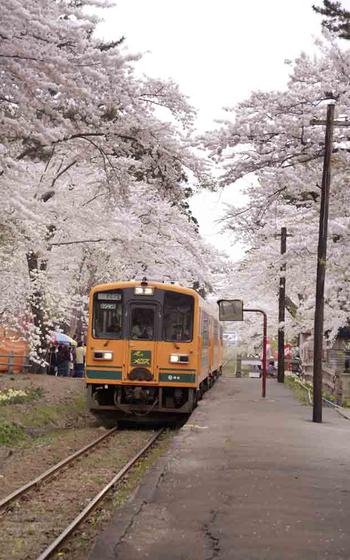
97, 0, 349, 260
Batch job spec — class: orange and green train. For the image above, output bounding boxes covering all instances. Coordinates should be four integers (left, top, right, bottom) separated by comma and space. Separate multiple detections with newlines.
85, 279, 223, 424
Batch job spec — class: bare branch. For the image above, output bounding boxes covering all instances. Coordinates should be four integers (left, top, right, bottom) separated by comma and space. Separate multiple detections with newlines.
81, 191, 108, 207
50, 238, 108, 247
50, 159, 77, 190
50, 237, 122, 247
0, 54, 46, 62
221, 185, 287, 222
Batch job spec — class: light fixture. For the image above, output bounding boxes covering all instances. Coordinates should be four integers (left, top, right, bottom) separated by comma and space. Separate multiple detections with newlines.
169, 354, 189, 364
134, 287, 154, 295
94, 351, 113, 360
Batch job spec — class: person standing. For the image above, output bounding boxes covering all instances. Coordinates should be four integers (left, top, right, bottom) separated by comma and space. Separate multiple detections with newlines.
268, 359, 276, 378
74, 341, 85, 378
68, 345, 75, 377
57, 344, 69, 376
47, 345, 57, 375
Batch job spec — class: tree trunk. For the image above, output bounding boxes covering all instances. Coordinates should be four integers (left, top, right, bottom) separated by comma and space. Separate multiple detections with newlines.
26, 250, 49, 372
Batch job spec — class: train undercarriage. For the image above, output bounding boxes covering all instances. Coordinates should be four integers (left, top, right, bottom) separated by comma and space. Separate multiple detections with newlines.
87, 368, 222, 426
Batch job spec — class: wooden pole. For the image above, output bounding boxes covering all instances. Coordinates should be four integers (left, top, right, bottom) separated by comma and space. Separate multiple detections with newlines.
312, 103, 335, 423
278, 227, 287, 383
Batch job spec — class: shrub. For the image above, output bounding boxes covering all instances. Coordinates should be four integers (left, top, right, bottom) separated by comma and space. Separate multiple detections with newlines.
0, 420, 26, 445
0, 387, 43, 406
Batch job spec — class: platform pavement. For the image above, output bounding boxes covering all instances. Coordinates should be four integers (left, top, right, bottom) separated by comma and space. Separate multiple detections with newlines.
89, 375, 350, 560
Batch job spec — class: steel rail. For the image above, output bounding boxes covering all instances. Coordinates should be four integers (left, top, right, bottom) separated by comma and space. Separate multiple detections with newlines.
0, 427, 118, 510
36, 429, 163, 560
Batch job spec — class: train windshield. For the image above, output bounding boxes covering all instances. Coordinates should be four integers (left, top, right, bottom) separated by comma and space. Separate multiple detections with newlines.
93, 290, 123, 339
162, 292, 194, 342
130, 307, 155, 340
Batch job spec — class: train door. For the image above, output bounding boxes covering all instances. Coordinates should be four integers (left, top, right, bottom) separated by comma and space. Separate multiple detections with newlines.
124, 302, 160, 382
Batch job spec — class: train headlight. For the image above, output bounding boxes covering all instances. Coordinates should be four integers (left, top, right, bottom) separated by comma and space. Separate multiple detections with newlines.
170, 354, 179, 363
94, 351, 113, 360
134, 287, 154, 295
169, 354, 189, 364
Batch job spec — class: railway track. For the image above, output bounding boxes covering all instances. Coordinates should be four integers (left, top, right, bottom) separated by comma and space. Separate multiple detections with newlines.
0, 362, 227, 559
0, 426, 118, 510
0, 428, 164, 560
37, 429, 163, 560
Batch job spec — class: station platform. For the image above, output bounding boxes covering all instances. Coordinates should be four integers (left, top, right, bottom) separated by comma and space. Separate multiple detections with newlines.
90, 375, 350, 560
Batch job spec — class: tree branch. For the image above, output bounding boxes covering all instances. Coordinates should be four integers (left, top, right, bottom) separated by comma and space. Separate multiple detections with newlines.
50, 238, 108, 247
51, 159, 77, 190
50, 237, 122, 247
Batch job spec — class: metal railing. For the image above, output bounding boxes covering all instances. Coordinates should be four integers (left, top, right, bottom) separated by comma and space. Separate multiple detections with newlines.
0, 353, 31, 374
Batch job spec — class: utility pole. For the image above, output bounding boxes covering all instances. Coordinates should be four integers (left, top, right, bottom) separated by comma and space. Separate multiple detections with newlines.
277, 227, 287, 383
311, 103, 335, 423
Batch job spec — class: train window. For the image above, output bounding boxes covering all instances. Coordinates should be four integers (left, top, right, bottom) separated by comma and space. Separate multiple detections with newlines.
201, 312, 209, 346
130, 307, 155, 340
93, 290, 123, 339
163, 292, 194, 342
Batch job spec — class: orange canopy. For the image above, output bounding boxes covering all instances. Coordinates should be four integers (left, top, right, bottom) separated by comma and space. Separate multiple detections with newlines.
0, 327, 29, 373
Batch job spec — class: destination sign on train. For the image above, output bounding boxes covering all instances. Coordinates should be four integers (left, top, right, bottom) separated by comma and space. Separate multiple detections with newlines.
97, 293, 122, 301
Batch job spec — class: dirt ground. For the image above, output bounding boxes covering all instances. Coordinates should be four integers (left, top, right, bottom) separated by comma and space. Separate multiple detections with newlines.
0, 373, 84, 405
0, 373, 94, 499
0, 373, 89, 440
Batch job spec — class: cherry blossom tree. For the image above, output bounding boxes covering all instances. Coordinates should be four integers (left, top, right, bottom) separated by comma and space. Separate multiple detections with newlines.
204, 34, 350, 340
0, 0, 217, 362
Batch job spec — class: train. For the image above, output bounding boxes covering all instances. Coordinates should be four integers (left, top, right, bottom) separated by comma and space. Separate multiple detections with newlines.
85, 279, 223, 424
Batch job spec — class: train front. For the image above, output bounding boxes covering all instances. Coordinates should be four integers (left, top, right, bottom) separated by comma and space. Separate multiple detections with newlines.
85, 280, 198, 424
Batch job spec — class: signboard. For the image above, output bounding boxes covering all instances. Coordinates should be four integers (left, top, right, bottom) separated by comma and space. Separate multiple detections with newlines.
130, 350, 151, 366
100, 302, 116, 310
97, 292, 122, 301
217, 299, 244, 321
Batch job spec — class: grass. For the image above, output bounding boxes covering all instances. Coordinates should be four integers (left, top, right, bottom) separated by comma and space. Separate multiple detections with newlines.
0, 420, 27, 445
24, 395, 86, 428
323, 390, 337, 403
0, 387, 43, 406
285, 375, 310, 405
285, 375, 343, 407
223, 348, 237, 377
0, 393, 88, 447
